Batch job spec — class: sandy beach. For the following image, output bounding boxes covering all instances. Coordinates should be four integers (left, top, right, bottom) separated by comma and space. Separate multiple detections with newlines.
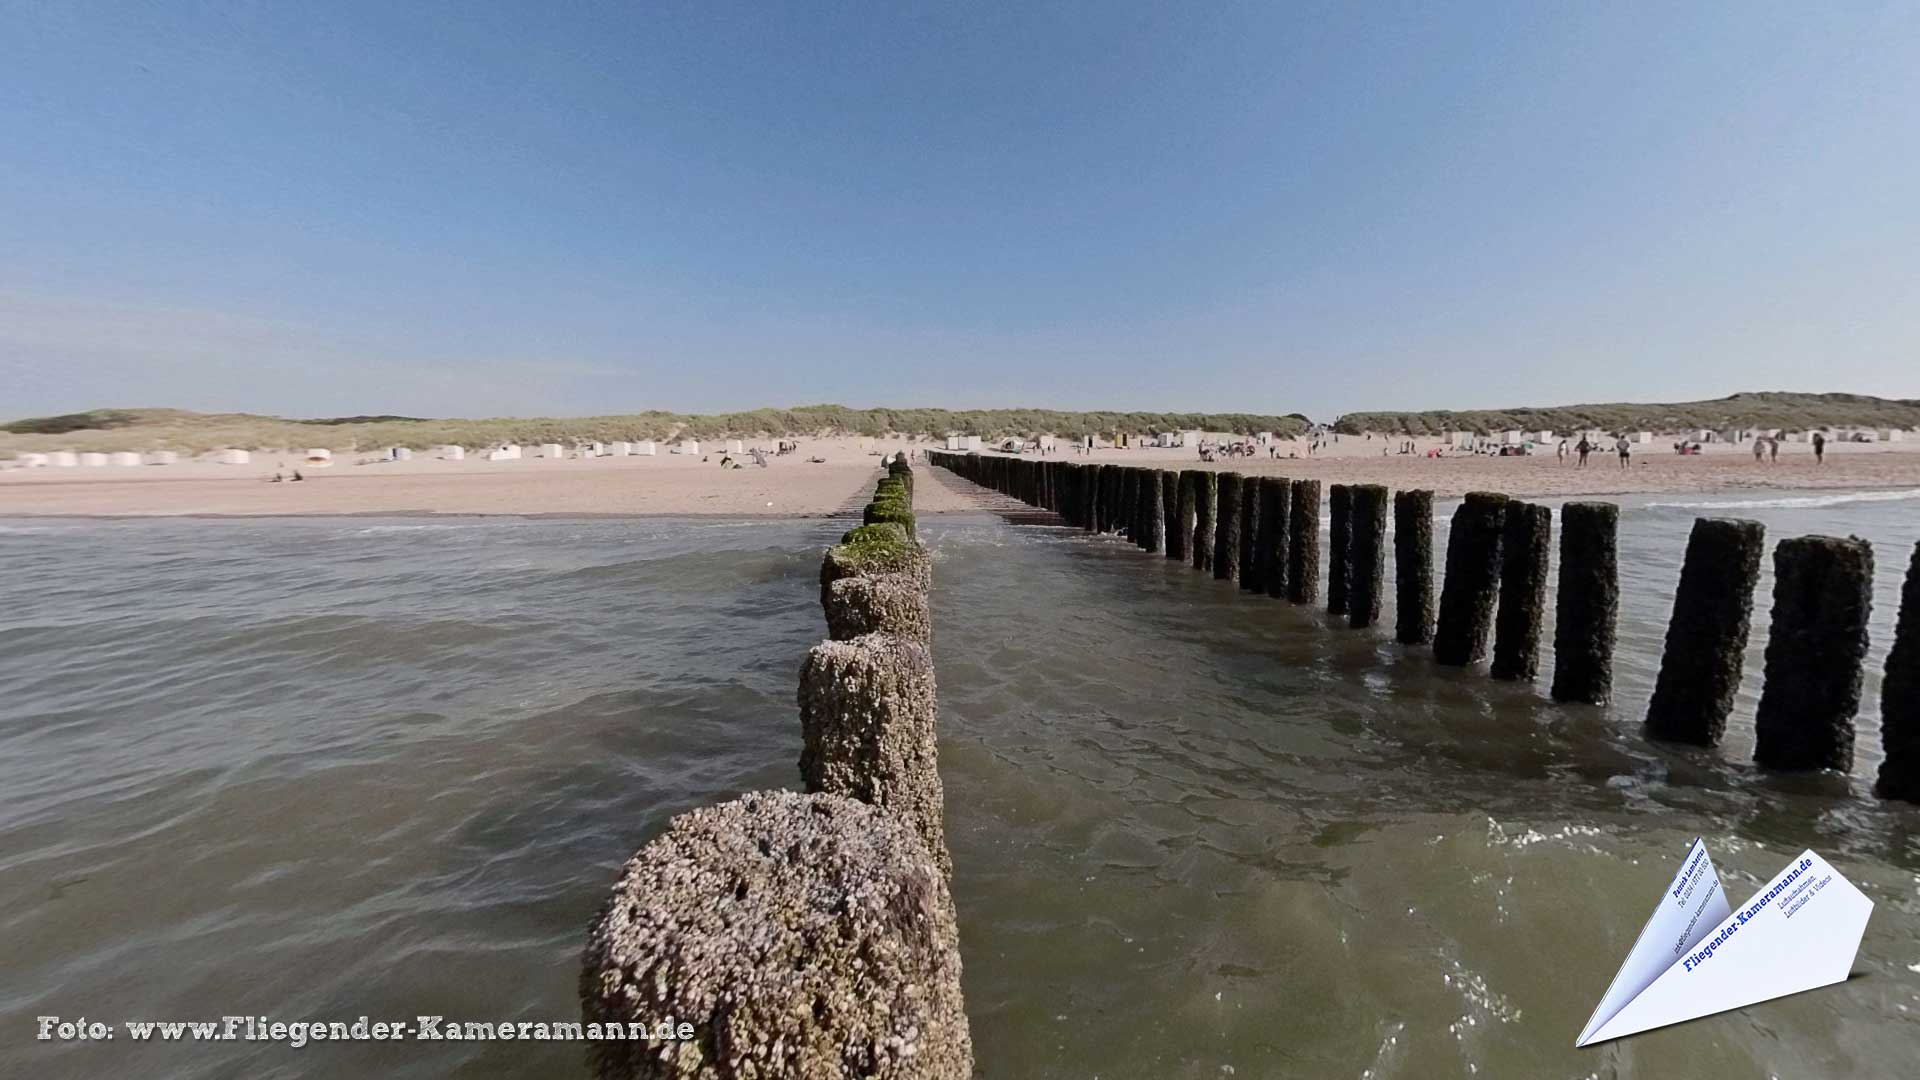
3, 434, 1919, 517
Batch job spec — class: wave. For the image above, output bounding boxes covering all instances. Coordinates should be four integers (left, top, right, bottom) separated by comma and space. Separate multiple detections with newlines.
1644, 488, 1920, 511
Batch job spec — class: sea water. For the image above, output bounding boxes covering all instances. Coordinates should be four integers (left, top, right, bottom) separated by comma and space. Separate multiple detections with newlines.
2, 494, 1917, 1077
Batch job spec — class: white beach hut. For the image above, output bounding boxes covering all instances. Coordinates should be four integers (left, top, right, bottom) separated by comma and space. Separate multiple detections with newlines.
538, 443, 564, 459
859, 437, 875, 452
48, 450, 80, 467
1038, 435, 1058, 451
1501, 430, 1524, 445
945, 435, 963, 451
726, 439, 745, 455
1878, 429, 1904, 442
388, 447, 414, 461
109, 451, 142, 466
79, 452, 109, 467
1633, 431, 1654, 444
15, 452, 49, 467
674, 439, 700, 456
1535, 430, 1554, 443
634, 440, 657, 456
609, 441, 632, 456
305, 448, 333, 466
215, 448, 251, 465
486, 445, 521, 461
964, 435, 983, 452
144, 450, 179, 465
440, 445, 466, 460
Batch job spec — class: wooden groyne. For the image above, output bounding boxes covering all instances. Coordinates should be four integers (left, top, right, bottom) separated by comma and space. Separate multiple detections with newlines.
583, 456, 973, 1078
928, 450, 1920, 804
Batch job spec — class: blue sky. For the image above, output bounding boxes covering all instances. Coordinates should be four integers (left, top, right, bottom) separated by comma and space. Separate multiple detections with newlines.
3, 1, 1916, 420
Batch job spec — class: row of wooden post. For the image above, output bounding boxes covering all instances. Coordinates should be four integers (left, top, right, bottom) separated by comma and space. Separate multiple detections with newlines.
928, 450, 1920, 803
582, 457, 974, 1079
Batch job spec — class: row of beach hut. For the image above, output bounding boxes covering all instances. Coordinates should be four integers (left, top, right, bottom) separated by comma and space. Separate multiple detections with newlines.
9, 438, 767, 469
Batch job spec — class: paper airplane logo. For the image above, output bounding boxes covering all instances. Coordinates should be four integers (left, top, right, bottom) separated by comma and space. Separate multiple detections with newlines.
1577, 838, 1872, 1046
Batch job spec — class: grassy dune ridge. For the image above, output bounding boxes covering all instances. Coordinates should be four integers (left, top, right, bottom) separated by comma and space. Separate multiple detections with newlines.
0, 406, 1311, 454
1332, 391, 1920, 437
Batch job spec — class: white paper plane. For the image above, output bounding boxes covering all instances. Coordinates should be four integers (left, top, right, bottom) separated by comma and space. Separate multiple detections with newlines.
1577, 839, 1872, 1046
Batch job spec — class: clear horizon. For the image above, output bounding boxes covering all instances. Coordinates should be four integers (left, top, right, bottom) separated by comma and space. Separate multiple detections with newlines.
4, 3, 1917, 419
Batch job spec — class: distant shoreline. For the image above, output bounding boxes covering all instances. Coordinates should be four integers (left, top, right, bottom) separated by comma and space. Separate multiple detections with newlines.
5, 433, 1920, 518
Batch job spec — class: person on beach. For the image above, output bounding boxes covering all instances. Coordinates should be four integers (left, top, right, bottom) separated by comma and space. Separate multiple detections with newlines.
1769, 438, 1780, 463
1813, 431, 1826, 463
1615, 434, 1631, 470
1557, 439, 1568, 463
1575, 437, 1591, 468
1753, 439, 1766, 462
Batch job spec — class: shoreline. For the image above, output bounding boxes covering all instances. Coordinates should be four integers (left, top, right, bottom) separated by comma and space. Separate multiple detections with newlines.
5, 435, 1920, 518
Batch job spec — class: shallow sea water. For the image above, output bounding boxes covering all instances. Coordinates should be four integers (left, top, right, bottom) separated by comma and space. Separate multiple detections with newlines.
2, 492, 1918, 1077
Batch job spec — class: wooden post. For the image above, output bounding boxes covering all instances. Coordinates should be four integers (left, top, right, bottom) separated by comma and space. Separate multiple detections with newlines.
1393, 490, 1434, 645
1433, 492, 1509, 666
1876, 541, 1920, 802
1238, 476, 1262, 592
1286, 479, 1321, 604
1491, 501, 1551, 680
1753, 535, 1874, 771
1259, 477, 1290, 599
1550, 502, 1618, 704
1213, 472, 1243, 581
1645, 517, 1766, 746
1347, 484, 1388, 629
1327, 484, 1352, 615
1162, 471, 1181, 560
1193, 471, 1216, 573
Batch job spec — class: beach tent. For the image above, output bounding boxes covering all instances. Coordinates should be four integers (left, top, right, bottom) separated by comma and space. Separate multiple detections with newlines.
48, 450, 79, 466
215, 449, 250, 465
634, 440, 657, 456
674, 439, 700, 455
440, 445, 466, 460
109, 452, 142, 466
79, 452, 109, 467
15, 453, 48, 467
144, 450, 179, 465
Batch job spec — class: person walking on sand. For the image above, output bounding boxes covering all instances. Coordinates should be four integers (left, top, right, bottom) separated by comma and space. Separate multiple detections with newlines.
1575, 436, 1591, 468
1769, 437, 1779, 463
1615, 434, 1632, 470
1813, 431, 1826, 464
